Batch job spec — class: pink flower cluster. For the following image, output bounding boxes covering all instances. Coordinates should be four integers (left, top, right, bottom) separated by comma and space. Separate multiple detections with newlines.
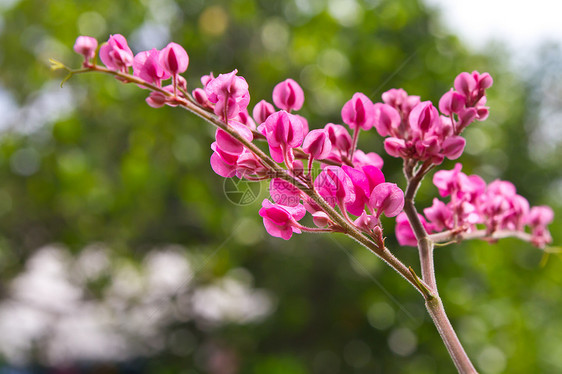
396, 163, 554, 248
72, 34, 554, 249
205, 76, 404, 240
371, 72, 492, 164
75, 34, 190, 108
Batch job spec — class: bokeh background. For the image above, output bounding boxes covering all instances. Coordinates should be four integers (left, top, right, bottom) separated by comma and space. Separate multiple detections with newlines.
0, 0, 561, 373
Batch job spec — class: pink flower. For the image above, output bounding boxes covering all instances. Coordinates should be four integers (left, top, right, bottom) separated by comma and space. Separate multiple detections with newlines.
409, 101, 440, 135
454, 72, 477, 98
342, 165, 370, 216
352, 150, 384, 169
209, 122, 254, 178
424, 198, 454, 231
381, 88, 420, 119
133, 48, 170, 86
527, 206, 554, 227
272, 79, 304, 112
259, 199, 306, 240
354, 212, 380, 232
441, 136, 466, 159
253, 100, 275, 124
324, 123, 352, 161
159, 42, 189, 76
302, 129, 332, 160
341, 93, 375, 130
205, 70, 250, 121
73, 36, 98, 63
261, 110, 306, 165
99, 34, 134, 72
269, 178, 301, 207
396, 212, 433, 246
433, 163, 464, 197
383, 137, 407, 158
439, 89, 466, 115
373, 103, 401, 137
315, 166, 356, 208
369, 183, 404, 218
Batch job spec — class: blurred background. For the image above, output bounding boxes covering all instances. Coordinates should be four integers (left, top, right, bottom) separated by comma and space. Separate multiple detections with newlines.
0, 0, 561, 373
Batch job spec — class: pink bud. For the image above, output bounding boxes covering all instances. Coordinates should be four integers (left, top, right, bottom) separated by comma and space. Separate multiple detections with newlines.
201, 73, 215, 87
439, 90, 466, 115
324, 123, 352, 153
302, 129, 332, 160
441, 136, 466, 159
409, 101, 440, 134
73, 36, 98, 62
341, 93, 375, 130
253, 100, 275, 124
373, 103, 401, 137
383, 137, 407, 158
159, 42, 189, 76
312, 211, 331, 227
192, 88, 211, 107
99, 34, 134, 72
146, 91, 167, 108
454, 72, 477, 97
272, 79, 305, 112
369, 182, 404, 218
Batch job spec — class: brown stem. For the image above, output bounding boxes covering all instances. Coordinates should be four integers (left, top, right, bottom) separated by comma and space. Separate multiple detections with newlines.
403, 160, 477, 373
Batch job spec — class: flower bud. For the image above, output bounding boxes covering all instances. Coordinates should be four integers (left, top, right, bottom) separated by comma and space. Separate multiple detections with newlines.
272, 79, 304, 112
454, 72, 477, 97
159, 42, 189, 76
73, 36, 98, 62
253, 100, 275, 124
302, 129, 332, 160
341, 92, 375, 130
373, 103, 400, 137
439, 90, 466, 115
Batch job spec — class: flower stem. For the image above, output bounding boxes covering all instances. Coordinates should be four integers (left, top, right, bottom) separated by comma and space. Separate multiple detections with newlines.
403, 159, 477, 373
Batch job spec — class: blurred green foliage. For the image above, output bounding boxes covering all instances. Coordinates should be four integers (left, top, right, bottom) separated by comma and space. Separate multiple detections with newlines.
0, 0, 560, 373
